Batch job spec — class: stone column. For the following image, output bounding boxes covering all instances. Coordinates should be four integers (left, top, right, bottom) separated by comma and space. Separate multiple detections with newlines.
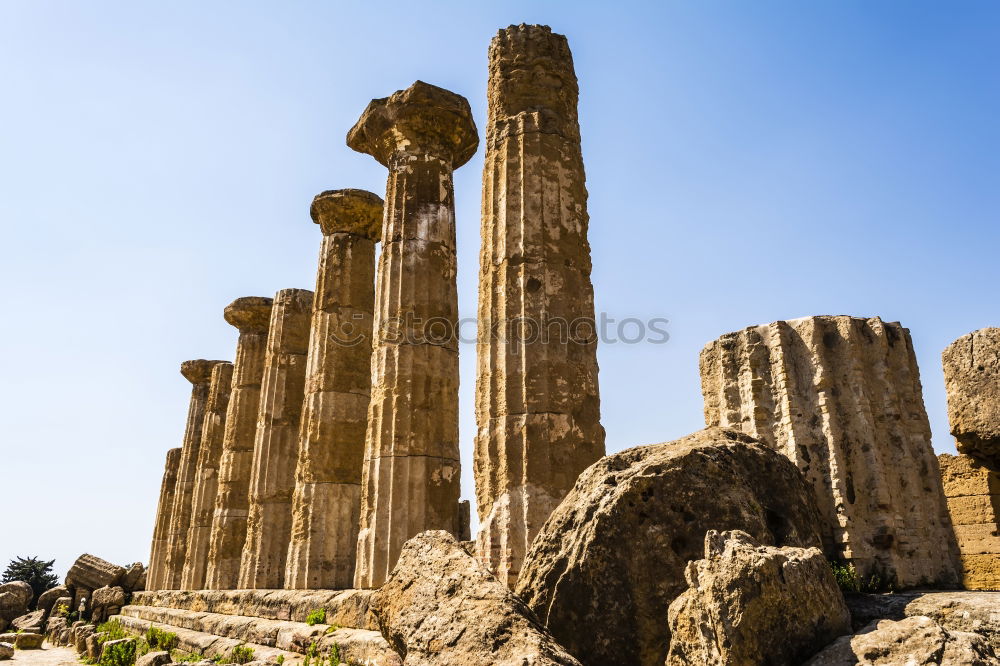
205, 297, 273, 590
146, 447, 182, 591
474, 24, 606, 585
238, 288, 313, 589
180, 361, 234, 590
347, 80, 478, 588
943, 328, 1000, 468
699, 315, 960, 588
162, 359, 227, 589
938, 453, 1000, 590
284, 189, 383, 590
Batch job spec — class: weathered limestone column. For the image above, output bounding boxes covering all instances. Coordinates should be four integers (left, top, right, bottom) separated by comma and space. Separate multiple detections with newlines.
943, 328, 1000, 468
238, 288, 313, 589
180, 361, 234, 590
205, 297, 273, 590
938, 453, 1000, 590
284, 189, 383, 590
699, 316, 960, 588
162, 359, 227, 590
474, 24, 606, 585
146, 447, 182, 591
347, 81, 478, 588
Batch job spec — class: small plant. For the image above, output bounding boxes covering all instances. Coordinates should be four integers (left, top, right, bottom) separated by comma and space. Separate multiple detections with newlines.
145, 626, 179, 652
171, 652, 205, 663
54, 603, 70, 617
830, 561, 893, 593
275, 656, 285, 666
307, 642, 319, 659
327, 643, 341, 666
323, 624, 341, 634
100, 638, 136, 666
230, 644, 255, 665
305, 608, 327, 626
96, 620, 127, 644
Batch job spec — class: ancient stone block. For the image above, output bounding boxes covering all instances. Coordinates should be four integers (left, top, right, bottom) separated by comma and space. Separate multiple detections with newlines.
285, 189, 382, 590
943, 328, 1000, 467
699, 316, 960, 588
205, 296, 273, 590
515, 427, 824, 666
36, 585, 69, 617
474, 24, 605, 586
348, 81, 477, 588
238, 288, 313, 589
939, 453, 1000, 590
65, 554, 125, 592
147, 448, 182, 591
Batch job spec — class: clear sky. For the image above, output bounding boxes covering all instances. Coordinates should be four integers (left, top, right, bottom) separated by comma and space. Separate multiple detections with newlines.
1, 1, 996, 580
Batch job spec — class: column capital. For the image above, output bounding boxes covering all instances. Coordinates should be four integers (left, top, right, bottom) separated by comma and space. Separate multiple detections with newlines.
224, 297, 274, 333
310, 189, 383, 240
347, 80, 479, 169
180, 359, 227, 385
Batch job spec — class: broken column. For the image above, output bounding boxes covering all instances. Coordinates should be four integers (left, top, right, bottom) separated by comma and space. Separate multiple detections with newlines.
938, 453, 1000, 590
205, 297, 274, 590
474, 24, 606, 584
238, 288, 313, 589
180, 360, 234, 590
162, 358, 227, 590
146, 447, 182, 591
699, 316, 960, 587
347, 80, 478, 588
285, 189, 383, 590
943, 328, 1000, 468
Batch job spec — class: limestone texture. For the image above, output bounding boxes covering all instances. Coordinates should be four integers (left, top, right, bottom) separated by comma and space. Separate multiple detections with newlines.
0, 632, 42, 649
66, 554, 125, 592
122, 563, 145, 592
474, 24, 605, 587
181, 361, 234, 591
147, 448, 182, 591
348, 80, 478, 588
91, 586, 125, 623
0, 582, 32, 621
285, 189, 383, 590
665, 530, 850, 665
371, 531, 581, 666
239, 288, 313, 589
943, 328, 1000, 467
205, 296, 273, 590
700, 315, 960, 588
164, 360, 227, 589
0, 643, 11, 660
938, 453, 1000, 590
36, 585, 69, 616
11, 610, 44, 633
515, 427, 824, 666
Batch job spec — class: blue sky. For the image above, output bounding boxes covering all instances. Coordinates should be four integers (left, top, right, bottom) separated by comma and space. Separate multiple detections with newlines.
1, 1, 996, 579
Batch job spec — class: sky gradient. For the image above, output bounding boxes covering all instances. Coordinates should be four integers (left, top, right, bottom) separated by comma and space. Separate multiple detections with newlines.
1, 1, 997, 579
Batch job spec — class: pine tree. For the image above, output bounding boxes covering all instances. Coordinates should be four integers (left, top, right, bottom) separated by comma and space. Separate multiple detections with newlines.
2, 556, 59, 604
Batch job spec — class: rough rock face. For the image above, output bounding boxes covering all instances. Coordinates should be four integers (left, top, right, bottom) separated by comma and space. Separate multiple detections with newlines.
666, 530, 850, 665
804, 616, 998, 665
0, 643, 11, 660
0, 582, 32, 621
37, 585, 69, 616
91, 585, 126, 623
371, 531, 581, 666
474, 23, 605, 587
0, 632, 43, 649
943, 328, 1000, 467
136, 651, 171, 666
515, 427, 824, 666
700, 316, 960, 588
122, 563, 146, 592
11, 610, 44, 633
938, 454, 1000, 590
66, 554, 126, 591
147, 448, 182, 591
349, 81, 478, 589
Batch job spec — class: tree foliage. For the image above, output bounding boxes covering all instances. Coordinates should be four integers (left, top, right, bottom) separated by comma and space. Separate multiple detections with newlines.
2, 556, 59, 603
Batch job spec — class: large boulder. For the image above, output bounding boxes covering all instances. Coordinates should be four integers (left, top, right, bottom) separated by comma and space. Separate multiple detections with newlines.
666, 530, 851, 665
0, 632, 43, 649
36, 585, 70, 616
515, 427, 824, 666
122, 563, 146, 592
0, 643, 12, 660
65, 554, 125, 590
943, 328, 1000, 467
805, 616, 998, 665
371, 531, 581, 666
11, 609, 45, 633
91, 585, 126, 623
136, 651, 172, 666
0, 582, 32, 621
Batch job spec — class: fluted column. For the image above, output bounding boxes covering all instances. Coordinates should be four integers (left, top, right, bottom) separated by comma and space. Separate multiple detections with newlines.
238, 288, 313, 589
181, 360, 234, 590
163, 359, 227, 590
205, 297, 273, 590
474, 24, 606, 585
348, 81, 479, 588
146, 447, 181, 591
285, 189, 383, 590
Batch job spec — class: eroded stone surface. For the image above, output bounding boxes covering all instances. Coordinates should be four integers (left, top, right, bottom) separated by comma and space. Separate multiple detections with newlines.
700, 316, 960, 588
65, 554, 126, 592
285, 189, 383, 590
474, 24, 605, 587
349, 81, 478, 589
147, 449, 182, 591
938, 453, 1000, 590
515, 427, 824, 666
943, 328, 1000, 467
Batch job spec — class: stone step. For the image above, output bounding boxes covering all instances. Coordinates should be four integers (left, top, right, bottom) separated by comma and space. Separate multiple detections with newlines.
130, 590, 376, 629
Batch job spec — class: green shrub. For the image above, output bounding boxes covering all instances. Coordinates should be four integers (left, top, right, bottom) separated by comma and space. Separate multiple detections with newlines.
100, 639, 137, 666
230, 645, 255, 665
830, 561, 893, 593
327, 643, 341, 666
96, 620, 127, 644
275, 656, 285, 666
145, 626, 179, 652
305, 609, 326, 626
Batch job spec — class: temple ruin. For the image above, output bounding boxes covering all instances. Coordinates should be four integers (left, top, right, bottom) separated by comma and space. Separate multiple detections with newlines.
939, 453, 1000, 590
943, 327, 1000, 467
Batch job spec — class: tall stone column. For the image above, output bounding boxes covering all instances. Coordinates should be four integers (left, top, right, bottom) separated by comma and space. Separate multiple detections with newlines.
180, 361, 234, 590
943, 328, 1000, 468
205, 297, 273, 590
285, 189, 383, 590
238, 288, 313, 589
474, 24, 606, 585
699, 315, 960, 588
163, 359, 227, 590
146, 447, 182, 591
347, 81, 478, 588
